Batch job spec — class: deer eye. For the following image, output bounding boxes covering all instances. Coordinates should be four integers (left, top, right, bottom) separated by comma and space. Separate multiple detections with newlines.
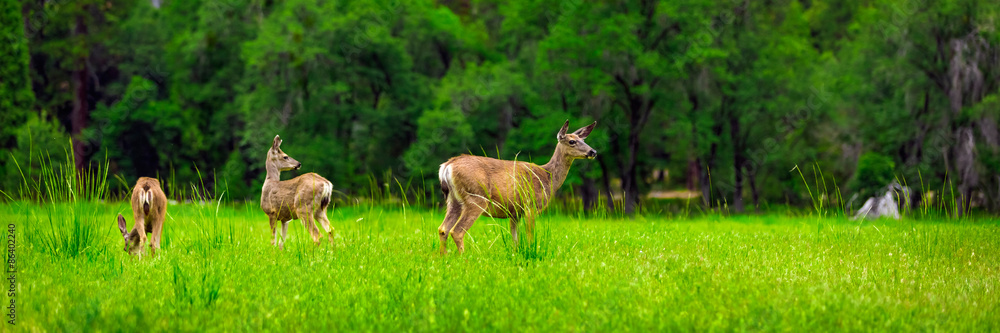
568, 140, 576, 145
283, 156, 289, 160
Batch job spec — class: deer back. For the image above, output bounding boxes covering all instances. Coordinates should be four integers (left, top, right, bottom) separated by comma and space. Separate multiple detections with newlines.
442, 155, 554, 214
261, 173, 332, 218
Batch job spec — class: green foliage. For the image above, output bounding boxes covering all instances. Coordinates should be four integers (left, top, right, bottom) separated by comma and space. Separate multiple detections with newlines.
1, 112, 72, 200
4, 0, 1000, 213
402, 106, 473, 175
89, 76, 206, 191
849, 152, 896, 199
0, 0, 36, 193
0, 0, 34, 147
220, 149, 250, 200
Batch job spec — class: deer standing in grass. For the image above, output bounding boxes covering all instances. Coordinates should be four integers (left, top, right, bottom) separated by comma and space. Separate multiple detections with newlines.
261, 135, 335, 249
116, 177, 167, 256
437, 120, 598, 254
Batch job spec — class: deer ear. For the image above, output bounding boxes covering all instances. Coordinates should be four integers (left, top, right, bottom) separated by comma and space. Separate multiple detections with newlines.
117, 214, 128, 237
556, 120, 570, 140
573, 121, 597, 139
272, 135, 282, 149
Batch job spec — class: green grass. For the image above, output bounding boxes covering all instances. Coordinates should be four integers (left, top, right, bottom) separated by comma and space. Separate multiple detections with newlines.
3, 201, 999, 331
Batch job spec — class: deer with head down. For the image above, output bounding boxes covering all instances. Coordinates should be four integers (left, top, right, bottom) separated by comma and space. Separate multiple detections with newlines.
116, 177, 167, 257
261, 135, 335, 249
437, 120, 598, 254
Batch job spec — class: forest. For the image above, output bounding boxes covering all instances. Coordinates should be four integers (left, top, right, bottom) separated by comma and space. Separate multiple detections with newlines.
2, 0, 999, 216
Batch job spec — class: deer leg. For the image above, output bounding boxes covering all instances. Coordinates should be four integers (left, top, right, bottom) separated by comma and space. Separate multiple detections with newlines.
134, 216, 148, 253
437, 198, 462, 255
452, 199, 486, 254
315, 209, 335, 246
452, 211, 482, 254
150, 218, 163, 256
279, 220, 290, 250
297, 207, 321, 245
509, 217, 520, 246
269, 215, 278, 247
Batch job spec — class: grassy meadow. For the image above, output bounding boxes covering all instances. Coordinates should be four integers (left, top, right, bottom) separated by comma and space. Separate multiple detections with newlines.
3, 200, 999, 331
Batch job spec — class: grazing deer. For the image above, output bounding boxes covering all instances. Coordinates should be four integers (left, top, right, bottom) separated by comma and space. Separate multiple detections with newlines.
116, 177, 167, 256
437, 120, 598, 254
260, 135, 335, 249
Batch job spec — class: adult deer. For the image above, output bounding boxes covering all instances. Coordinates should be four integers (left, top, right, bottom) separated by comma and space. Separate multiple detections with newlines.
260, 135, 335, 249
437, 120, 597, 254
116, 177, 167, 256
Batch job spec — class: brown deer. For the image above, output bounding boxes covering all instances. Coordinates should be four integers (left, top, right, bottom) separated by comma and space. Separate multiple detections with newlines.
260, 135, 335, 249
437, 120, 597, 254
116, 177, 167, 256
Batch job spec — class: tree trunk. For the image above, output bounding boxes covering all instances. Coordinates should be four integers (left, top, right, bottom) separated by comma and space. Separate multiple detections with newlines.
749, 169, 760, 211
686, 158, 699, 192
730, 111, 745, 213
701, 122, 723, 208
615, 72, 657, 215
622, 127, 641, 215
581, 175, 596, 216
71, 14, 88, 171
598, 155, 615, 212
940, 35, 989, 217
687, 92, 704, 201
954, 126, 977, 215
621, 92, 651, 216
905, 90, 931, 166
698, 157, 711, 207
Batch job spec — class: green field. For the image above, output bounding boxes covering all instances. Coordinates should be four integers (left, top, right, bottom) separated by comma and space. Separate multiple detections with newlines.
3, 201, 999, 331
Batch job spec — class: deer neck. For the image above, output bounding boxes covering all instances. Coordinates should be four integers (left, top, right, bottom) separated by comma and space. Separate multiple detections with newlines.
264, 161, 282, 185
542, 144, 574, 192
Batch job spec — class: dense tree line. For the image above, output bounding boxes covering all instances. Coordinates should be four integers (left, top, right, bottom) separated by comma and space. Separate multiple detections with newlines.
1, 0, 998, 215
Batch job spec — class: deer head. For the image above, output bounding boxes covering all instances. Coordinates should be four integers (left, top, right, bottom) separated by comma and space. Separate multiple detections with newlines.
556, 120, 598, 160
268, 135, 302, 171
117, 214, 142, 255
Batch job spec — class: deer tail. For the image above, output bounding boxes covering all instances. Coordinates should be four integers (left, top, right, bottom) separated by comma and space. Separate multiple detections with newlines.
438, 162, 454, 201
140, 189, 151, 216
319, 181, 332, 209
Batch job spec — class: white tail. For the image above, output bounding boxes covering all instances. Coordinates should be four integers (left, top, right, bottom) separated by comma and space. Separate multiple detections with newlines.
140, 190, 151, 213
436, 120, 598, 254
438, 163, 463, 204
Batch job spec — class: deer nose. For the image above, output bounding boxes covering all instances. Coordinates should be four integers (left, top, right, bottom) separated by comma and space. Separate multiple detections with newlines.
295, 163, 302, 170
587, 150, 597, 158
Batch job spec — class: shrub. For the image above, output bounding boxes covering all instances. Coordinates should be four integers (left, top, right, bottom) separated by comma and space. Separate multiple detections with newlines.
849, 152, 895, 199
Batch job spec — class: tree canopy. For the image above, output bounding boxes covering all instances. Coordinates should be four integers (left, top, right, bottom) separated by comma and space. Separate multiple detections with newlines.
3, 0, 999, 215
